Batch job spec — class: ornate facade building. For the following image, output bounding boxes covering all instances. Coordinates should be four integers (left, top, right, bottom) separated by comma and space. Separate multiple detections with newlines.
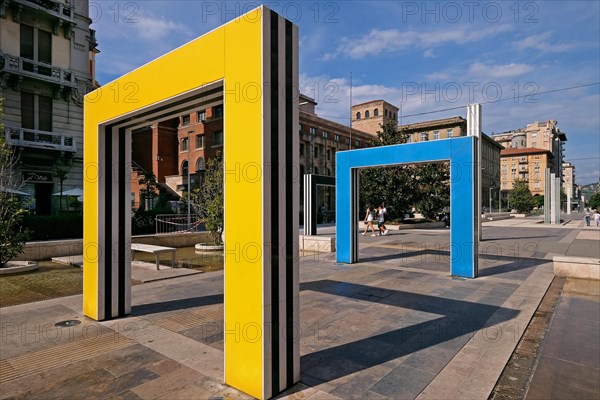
1, 0, 98, 214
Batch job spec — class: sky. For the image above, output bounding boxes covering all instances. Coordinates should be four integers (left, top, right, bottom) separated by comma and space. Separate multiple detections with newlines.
91, 0, 600, 185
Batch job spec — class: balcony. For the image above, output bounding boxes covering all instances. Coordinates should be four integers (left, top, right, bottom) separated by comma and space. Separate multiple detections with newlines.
1, 53, 75, 88
5, 126, 77, 153
11, 0, 74, 27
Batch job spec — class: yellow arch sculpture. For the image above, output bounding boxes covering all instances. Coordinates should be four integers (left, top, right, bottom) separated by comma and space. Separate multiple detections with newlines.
83, 6, 299, 399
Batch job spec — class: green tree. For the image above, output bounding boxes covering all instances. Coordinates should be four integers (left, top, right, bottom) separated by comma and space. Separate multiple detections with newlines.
359, 120, 412, 221
589, 192, 600, 209
187, 153, 223, 244
138, 172, 158, 211
359, 120, 450, 221
510, 179, 534, 213
0, 101, 29, 266
533, 194, 544, 208
410, 162, 450, 219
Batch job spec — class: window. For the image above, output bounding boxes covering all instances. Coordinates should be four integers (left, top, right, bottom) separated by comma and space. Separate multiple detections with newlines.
20, 25, 51, 64
196, 157, 206, 171
407, 136, 413, 143
300, 143, 304, 156
434, 130, 439, 140
181, 115, 190, 125
365, 110, 370, 118
326, 168, 331, 176
345, 137, 350, 145
322, 131, 329, 139
310, 127, 316, 135
334, 134, 340, 142
181, 160, 188, 176
421, 132, 428, 141
314, 167, 319, 174
447, 129, 453, 138
180, 137, 189, 152
327, 149, 331, 160
21, 92, 53, 131
532, 142, 537, 147
314, 145, 319, 157
214, 105, 223, 118
384, 110, 388, 117
356, 112, 361, 120
299, 123, 303, 133
355, 140, 360, 147
195, 135, 204, 149
374, 108, 379, 117
197, 110, 206, 122
213, 130, 223, 146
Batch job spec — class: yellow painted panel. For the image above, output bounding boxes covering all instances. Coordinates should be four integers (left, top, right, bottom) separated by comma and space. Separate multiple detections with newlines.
83, 101, 99, 320
83, 6, 266, 399
223, 9, 265, 399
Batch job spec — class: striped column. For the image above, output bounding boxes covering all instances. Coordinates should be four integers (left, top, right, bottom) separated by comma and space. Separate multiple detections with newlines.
256, 9, 300, 398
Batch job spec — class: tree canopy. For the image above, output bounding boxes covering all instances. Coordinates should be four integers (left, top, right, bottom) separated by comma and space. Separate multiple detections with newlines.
358, 120, 449, 221
510, 179, 534, 213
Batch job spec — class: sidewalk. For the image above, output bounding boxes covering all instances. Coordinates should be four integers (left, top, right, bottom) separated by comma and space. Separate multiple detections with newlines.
0, 218, 598, 399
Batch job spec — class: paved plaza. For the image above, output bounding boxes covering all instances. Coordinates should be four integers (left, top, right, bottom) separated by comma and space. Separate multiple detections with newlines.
0, 216, 598, 399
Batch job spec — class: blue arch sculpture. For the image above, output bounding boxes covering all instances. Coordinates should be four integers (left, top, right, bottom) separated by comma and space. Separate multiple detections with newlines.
335, 136, 479, 278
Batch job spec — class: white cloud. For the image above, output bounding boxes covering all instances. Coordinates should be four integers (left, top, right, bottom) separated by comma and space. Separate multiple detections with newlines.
423, 49, 435, 58
324, 25, 512, 60
515, 32, 587, 53
468, 62, 534, 78
132, 15, 191, 41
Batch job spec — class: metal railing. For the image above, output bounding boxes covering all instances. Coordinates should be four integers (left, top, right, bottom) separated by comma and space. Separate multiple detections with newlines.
13, 0, 73, 21
1, 53, 75, 87
5, 126, 77, 152
155, 213, 203, 234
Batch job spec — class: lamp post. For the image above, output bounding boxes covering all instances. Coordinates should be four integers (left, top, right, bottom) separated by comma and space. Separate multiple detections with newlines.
183, 130, 192, 230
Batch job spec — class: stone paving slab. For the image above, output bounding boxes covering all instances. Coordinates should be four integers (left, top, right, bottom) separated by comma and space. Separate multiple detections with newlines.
0, 222, 594, 400
525, 278, 600, 400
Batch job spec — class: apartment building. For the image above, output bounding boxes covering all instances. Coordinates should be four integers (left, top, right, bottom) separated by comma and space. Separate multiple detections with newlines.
562, 161, 575, 199
492, 120, 568, 198
500, 148, 552, 196
1, 0, 98, 214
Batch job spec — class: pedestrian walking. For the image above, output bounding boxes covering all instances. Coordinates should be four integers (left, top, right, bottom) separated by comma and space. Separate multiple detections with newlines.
377, 204, 389, 236
594, 210, 600, 227
584, 208, 591, 226
362, 205, 377, 236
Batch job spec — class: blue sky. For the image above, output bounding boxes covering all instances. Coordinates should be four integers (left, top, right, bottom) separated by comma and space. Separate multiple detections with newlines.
92, 1, 600, 184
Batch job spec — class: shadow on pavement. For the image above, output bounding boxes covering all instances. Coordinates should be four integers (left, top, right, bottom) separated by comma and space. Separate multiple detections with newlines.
131, 293, 223, 316
298, 280, 519, 386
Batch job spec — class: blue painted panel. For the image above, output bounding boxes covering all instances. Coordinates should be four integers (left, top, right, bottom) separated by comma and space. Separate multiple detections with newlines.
336, 136, 478, 278
336, 154, 352, 263
449, 138, 477, 278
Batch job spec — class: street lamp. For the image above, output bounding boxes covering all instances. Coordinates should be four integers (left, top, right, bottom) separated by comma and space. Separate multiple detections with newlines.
183, 130, 193, 230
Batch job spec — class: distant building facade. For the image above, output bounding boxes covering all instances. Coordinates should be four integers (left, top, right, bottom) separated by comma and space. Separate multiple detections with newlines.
1, 0, 98, 214
492, 120, 569, 200
562, 161, 575, 199
351, 99, 398, 134
130, 93, 375, 213
499, 148, 552, 196
351, 107, 502, 210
